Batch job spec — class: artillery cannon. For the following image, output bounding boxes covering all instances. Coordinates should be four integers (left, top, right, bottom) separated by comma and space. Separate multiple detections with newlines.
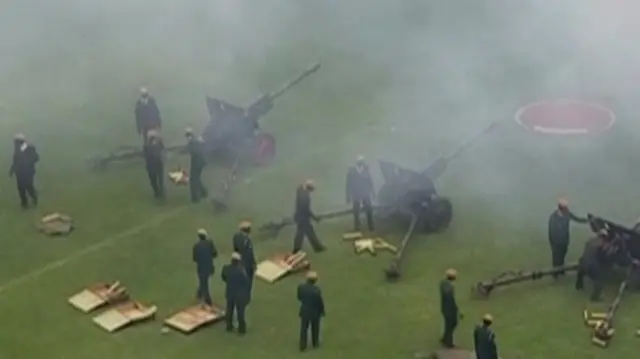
87, 62, 320, 172
203, 62, 321, 167
473, 214, 640, 298
258, 121, 499, 280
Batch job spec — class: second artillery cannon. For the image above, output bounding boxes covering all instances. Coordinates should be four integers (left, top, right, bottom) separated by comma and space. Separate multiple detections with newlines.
473, 214, 640, 298
258, 121, 499, 281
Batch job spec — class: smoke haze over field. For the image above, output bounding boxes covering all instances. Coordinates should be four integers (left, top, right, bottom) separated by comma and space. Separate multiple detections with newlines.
2, 0, 640, 222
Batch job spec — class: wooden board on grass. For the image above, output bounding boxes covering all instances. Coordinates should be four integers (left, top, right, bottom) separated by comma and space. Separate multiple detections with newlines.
164, 304, 226, 333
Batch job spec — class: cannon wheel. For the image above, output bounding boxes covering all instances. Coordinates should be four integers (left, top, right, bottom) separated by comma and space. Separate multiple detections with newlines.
422, 197, 453, 232
253, 132, 276, 165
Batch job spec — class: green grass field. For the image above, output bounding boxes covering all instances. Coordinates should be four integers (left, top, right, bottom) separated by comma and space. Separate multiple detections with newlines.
1, 2, 640, 359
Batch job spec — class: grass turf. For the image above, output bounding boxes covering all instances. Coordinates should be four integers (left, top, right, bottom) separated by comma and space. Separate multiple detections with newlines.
2, 2, 640, 359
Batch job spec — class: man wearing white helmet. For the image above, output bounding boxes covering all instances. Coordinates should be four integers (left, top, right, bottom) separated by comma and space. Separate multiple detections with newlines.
9, 133, 40, 208
185, 127, 208, 202
192, 229, 218, 306
142, 130, 165, 199
548, 198, 587, 277
293, 179, 326, 253
346, 155, 375, 231
135, 87, 162, 142
221, 252, 250, 334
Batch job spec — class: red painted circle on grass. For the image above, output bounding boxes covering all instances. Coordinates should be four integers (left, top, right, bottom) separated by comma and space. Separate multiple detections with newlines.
515, 99, 615, 135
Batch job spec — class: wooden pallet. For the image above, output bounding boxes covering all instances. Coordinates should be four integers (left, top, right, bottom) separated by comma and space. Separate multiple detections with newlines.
92, 300, 157, 333
68, 281, 128, 313
164, 304, 226, 333
256, 252, 310, 283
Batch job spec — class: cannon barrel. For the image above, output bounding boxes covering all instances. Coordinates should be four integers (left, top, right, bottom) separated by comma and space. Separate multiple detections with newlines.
246, 62, 321, 120
269, 62, 321, 101
472, 263, 579, 298
420, 121, 499, 181
384, 214, 418, 281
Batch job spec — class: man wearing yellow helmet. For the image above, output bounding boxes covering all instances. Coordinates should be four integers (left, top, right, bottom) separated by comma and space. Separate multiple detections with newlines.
473, 314, 498, 359
297, 271, 325, 351
439, 269, 461, 348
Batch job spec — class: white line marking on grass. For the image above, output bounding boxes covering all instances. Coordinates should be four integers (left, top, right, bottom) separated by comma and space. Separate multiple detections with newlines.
0, 124, 376, 294
0, 207, 185, 294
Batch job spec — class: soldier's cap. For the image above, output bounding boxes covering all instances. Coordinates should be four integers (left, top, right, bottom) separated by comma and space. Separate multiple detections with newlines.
140, 87, 148, 95
231, 252, 241, 260
356, 155, 365, 163
304, 179, 315, 189
185, 127, 193, 135
147, 129, 158, 138
597, 228, 609, 237
239, 220, 252, 229
14, 133, 25, 141
197, 228, 208, 236
482, 314, 493, 323
557, 198, 569, 208
445, 268, 457, 278
306, 271, 318, 280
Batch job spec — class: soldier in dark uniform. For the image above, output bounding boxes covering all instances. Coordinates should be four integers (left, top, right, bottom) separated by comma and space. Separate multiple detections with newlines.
346, 155, 375, 232
297, 271, 325, 351
576, 229, 610, 301
548, 198, 587, 277
233, 220, 257, 301
135, 87, 162, 142
9, 133, 39, 209
473, 314, 498, 359
221, 252, 250, 334
142, 130, 165, 199
192, 229, 218, 305
293, 180, 326, 253
185, 128, 208, 203
440, 268, 461, 348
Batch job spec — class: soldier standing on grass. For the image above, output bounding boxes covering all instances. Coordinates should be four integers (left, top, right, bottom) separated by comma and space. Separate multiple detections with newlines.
548, 198, 587, 277
221, 252, 250, 335
193, 229, 217, 306
185, 127, 208, 203
233, 221, 256, 301
346, 155, 375, 232
135, 87, 162, 142
292, 180, 326, 253
473, 314, 498, 359
9, 133, 39, 209
297, 271, 325, 352
439, 268, 461, 348
142, 130, 165, 200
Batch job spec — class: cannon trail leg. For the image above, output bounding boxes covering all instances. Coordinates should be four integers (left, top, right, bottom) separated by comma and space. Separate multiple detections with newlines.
384, 214, 418, 281
472, 263, 579, 298
589, 269, 632, 348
